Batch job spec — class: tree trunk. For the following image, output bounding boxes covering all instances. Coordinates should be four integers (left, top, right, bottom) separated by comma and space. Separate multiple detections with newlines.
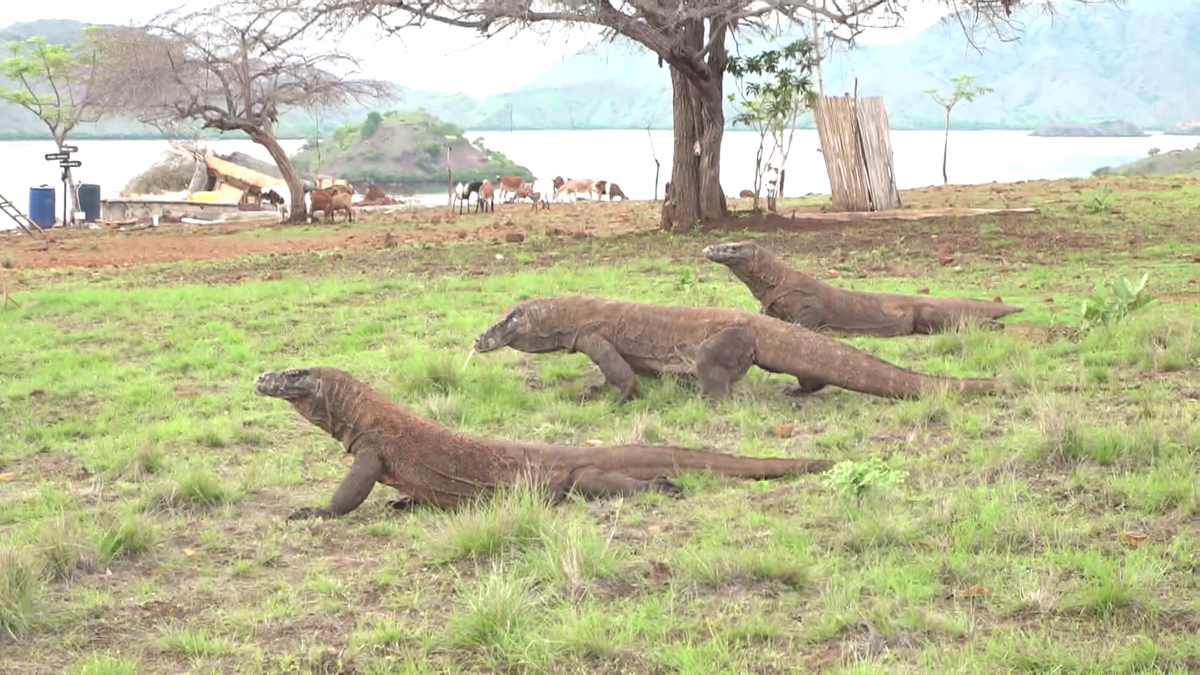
662, 66, 701, 233
695, 77, 727, 222
778, 168, 787, 206
252, 128, 306, 223
54, 134, 77, 226
942, 108, 951, 186
660, 16, 729, 232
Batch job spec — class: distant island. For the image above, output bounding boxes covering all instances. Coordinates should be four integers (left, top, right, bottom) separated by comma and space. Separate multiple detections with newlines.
289, 110, 532, 193
1029, 121, 1146, 137
1164, 120, 1200, 136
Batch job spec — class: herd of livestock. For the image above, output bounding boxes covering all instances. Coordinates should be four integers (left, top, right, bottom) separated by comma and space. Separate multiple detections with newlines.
451, 174, 630, 214
268, 173, 633, 223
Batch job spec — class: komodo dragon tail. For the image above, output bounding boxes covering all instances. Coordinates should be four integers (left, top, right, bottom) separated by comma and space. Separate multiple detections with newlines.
750, 316, 998, 398
929, 296, 1025, 320
584, 445, 835, 480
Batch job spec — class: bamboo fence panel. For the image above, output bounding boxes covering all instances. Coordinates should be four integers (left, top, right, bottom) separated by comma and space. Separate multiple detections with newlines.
814, 95, 901, 212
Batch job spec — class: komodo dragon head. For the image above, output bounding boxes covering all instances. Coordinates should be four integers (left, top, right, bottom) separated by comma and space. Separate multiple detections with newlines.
254, 367, 359, 436
254, 367, 329, 401
473, 300, 560, 354
702, 240, 762, 268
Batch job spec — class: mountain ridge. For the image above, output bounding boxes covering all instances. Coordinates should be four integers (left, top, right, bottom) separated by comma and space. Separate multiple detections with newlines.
3, 1, 1196, 138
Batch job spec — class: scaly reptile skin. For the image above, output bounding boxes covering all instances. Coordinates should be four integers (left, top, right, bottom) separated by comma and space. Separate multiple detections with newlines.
254, 367, 836, 520
472, 296, 1000, 404
704, 240, 1024, 336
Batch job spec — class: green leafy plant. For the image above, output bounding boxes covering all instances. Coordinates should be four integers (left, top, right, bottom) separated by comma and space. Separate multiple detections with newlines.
1082, 187, 1116, 214
727, 39, 818, 211
1079, 273, 1154, 330
822, 457, 906, 507
360, 111, 383, 139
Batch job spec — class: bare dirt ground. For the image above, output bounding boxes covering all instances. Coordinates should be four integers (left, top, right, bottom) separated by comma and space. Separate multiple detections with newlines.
7, 176, 1191, 271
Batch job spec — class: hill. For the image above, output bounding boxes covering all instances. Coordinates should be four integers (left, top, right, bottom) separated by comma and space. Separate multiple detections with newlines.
1095, 144, 1200, 177
1029, 121, 1146, 137
5, 1, 1200, 136
288, 110, 533, 192
446, 0, 1198, 131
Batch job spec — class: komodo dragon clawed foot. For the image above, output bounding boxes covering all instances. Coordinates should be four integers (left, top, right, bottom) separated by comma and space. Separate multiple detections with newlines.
648, 476, 685, 497
287, 506, 334, 521
388, 497, 417, 511
783, 376, 829, 397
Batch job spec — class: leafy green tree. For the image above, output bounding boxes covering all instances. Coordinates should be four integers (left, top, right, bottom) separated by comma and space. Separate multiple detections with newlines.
303, 0, 1117, 231
0, 30, 111, 223
729, 39, 818, 211
925, 74, 993, 186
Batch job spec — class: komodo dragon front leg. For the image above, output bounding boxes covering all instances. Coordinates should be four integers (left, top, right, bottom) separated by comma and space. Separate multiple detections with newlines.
574, 333, 640, 403
288, 449, 386, 521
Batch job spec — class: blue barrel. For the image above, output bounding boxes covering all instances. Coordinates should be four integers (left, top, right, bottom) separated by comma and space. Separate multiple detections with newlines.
78, 183, 101, 223
28, 185, 56, 228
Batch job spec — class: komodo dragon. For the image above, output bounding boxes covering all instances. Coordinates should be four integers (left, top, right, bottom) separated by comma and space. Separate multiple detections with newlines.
471, 296, 999, 404
703, 240, 1024, 336
254, 366, 836, 519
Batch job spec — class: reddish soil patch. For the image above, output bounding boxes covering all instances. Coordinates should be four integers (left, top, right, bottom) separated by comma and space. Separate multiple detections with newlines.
0, 200, 660, 270
3, 174, 1192, 271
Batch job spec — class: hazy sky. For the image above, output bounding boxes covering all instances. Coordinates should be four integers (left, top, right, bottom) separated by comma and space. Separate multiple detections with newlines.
7, 1, 953, 96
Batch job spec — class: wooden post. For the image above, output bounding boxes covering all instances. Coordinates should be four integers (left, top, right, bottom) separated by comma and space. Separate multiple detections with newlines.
446, 145, 453, 212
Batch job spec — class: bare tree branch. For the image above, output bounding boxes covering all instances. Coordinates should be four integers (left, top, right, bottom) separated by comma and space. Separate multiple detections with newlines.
92, 0, 398, 223
292, 0, 1122, 228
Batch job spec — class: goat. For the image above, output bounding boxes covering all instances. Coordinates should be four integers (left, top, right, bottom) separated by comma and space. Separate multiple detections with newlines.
606, 182, 628, 201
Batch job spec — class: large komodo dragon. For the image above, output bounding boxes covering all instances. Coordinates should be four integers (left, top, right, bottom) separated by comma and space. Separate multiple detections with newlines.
703, 240, 1024, 336
254, 366, 836, 519
471, 296, 999, 403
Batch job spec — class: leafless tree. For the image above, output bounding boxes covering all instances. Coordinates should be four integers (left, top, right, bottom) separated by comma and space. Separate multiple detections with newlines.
302, 0, 1120, 230
94, 0, 395, 222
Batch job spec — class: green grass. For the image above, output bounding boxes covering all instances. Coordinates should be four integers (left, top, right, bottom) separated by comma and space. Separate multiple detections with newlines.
0, 177, 1197, 673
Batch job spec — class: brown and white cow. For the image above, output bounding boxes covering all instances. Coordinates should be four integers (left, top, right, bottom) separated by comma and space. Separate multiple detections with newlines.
554, 177, 598, 202
497, 174, 526, 203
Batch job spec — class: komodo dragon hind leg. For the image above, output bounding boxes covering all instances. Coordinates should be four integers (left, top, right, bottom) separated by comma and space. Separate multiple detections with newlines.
694, 325, 756, 400
791, 302, 827, 331
288, 449, 383, 521
575, 333, 640, 404
915, 306, 1005, 334
784, 377, 828, 397
914, 306, 956, 334
565, 467, 683, 500
388, 497, 417, 511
